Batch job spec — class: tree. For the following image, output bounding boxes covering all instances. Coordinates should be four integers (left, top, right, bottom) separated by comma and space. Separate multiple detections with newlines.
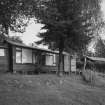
94, 38, 105, 57
35, 0, 102, 75
0, 0, 37, 35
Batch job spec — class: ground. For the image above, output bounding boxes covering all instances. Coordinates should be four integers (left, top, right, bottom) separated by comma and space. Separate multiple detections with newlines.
0, 73, 105, 105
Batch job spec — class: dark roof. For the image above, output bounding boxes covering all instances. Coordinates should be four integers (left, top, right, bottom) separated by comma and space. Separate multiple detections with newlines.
6, 39, 59, 54
0, 35, 69, 55
7, 37, 71, 54
86, 56, 105, 62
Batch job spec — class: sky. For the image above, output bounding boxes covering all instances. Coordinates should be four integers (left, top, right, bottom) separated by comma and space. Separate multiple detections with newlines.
101, 0, 105, 19
9, 19, 48, 48
88, 0, 105, 53
10, 0, 105, 49
9, 19, 43, 45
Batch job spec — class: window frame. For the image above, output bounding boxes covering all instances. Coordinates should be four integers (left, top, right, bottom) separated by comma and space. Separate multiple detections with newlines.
22, 48, 33, 64
52, 54, 57, 66
15, 47, 57, 66
0, 48, 5, 56
16, 47, 22, 64
16, 47, 38, 64
45, 53, 57, 66
32, 51, 39, 65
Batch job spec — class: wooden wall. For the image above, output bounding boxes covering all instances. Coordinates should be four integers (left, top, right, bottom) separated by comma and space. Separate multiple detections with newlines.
71, 57, 76, 72
64, 55, 71, 72
0, 40, 74, 74
0, 46, 9, 72
12, 46, 35, 73
0, 44, 76, 74
12, 46, 59, 73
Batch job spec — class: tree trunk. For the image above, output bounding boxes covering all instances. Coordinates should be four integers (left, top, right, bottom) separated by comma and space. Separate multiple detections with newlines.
57, 47, 64, 76
4, 24, 9, 36
84, 57, 87, 71
56, 36, 65, 76
3, 21, 9, 36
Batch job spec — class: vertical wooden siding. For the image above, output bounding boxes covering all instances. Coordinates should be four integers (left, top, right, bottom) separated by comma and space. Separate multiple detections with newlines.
0, 47, 9, 72
12, 46, 59, 73
64, 55, 71, 72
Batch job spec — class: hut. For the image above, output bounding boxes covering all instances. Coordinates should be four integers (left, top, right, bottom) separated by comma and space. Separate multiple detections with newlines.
84, 56, 105, 73
0, 35, 76, 74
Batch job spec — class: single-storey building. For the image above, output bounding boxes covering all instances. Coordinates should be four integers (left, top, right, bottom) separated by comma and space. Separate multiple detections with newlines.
0, 35, 76, 74
83, 56, 105, 73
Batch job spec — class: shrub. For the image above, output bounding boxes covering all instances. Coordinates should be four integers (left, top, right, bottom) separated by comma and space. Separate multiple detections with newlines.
76, 61, 84, 69
81, 70, 95, 83
94, 62, 105, 73
34, 65, 48, 74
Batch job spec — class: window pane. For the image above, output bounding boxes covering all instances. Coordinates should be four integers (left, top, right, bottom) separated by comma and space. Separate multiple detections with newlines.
53, 54, 56, 66
33, 53, 38, 64
33, 53, 36, 64
0, 49, 5, 56
46, 55, 53, 66
16, 47, 21, 51
22, 48, 32, 63
16, 51, 21, 63
42, 55, 46, 65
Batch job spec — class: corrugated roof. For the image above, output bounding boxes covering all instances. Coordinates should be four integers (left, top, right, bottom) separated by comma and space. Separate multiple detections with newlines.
6, 39, 59, 54
0, 35, 69, 55
7, 38, 72, 55
86, 56, 105, 62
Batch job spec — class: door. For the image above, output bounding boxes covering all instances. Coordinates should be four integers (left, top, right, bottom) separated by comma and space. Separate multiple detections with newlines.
71, 58, 76, 72
8, 44, 13, 72
64, 55, 70, 72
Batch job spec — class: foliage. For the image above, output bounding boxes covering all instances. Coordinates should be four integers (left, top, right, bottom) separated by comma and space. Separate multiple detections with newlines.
36, 0, 102, 50
35, 0, 102, 75
82, 70, 95, 84
94, 38, 105, 57
87, 37, 105, 57
0, 0, 37, 35
94, 62, 105, 73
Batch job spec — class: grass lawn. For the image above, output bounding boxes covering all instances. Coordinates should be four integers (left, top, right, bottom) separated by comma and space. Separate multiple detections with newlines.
0, 73, 105, 105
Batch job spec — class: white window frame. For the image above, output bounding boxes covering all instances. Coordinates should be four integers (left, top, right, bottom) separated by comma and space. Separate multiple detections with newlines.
0, 48, 5, 56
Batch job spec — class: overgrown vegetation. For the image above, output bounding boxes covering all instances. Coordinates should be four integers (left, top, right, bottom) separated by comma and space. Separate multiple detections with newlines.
0, 73, 105, 105
35, 0, 103, 75
81, 70, 95, 84
0, 0, 37, 35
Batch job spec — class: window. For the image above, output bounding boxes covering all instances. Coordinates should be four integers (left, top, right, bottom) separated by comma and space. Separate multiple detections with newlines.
45, 53, 57, 66
15, 47, 57, 66
16, 51, 22, 63
33, 53, 36, 64
42, 54, 46, 65
16, 48, 22, 63
0, 48, 5, 56
22, 48, 32, 63
16, 47, 33, 64
53, 54, 57, 66
16, 47, 21, 50
46, 54, 53, 66
33, 53, 38, 64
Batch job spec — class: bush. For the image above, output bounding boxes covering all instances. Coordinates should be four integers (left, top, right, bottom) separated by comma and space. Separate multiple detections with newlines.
94, 63, 105, 73
81, 70, 95, 83
34, 67, 41, 74
76, 61, 84, 70
86, 62, 105, 73
34, 65, 48, 74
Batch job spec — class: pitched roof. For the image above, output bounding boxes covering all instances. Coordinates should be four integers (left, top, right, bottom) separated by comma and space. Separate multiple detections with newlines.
0, 35, 69, 55
86, 56, 105, 62
7, 39, 60, 53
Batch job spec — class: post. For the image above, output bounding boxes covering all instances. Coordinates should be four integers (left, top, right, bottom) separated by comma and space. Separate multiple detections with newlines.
69, 55, 71, 75
84, 56, 87, 71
